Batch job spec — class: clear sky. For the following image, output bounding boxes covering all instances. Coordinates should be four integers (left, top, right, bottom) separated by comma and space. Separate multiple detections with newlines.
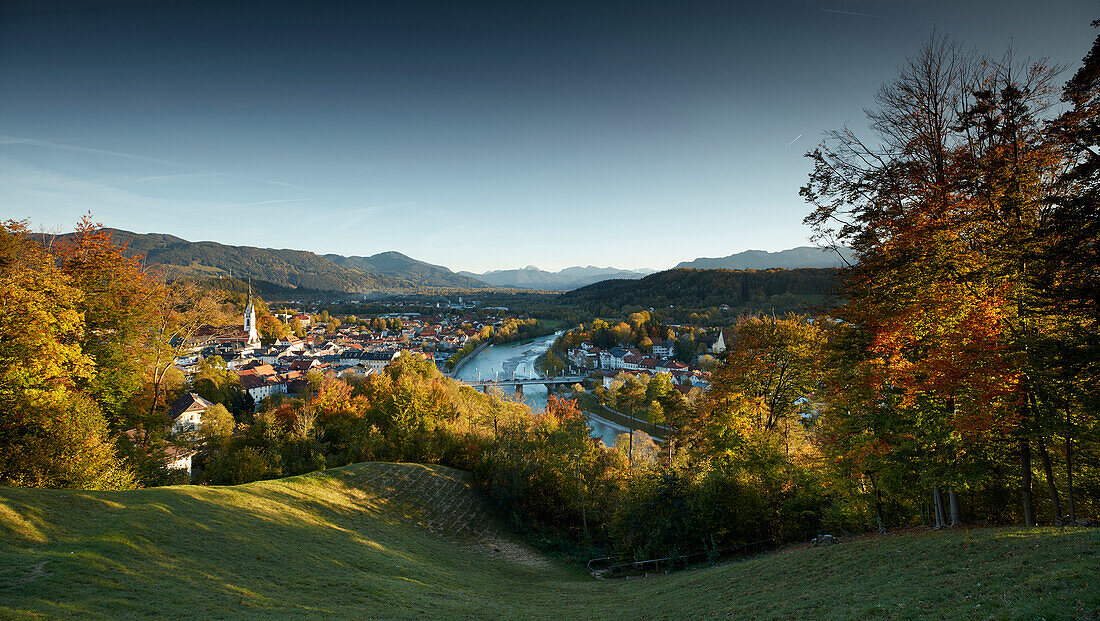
1, 0, 1095, 272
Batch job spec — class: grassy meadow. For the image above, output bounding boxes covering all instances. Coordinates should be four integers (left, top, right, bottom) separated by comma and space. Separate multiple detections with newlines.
1, 462, 1097, 620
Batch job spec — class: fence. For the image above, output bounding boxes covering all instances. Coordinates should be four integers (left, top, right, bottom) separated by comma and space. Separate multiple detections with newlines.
587, 538, 776, 579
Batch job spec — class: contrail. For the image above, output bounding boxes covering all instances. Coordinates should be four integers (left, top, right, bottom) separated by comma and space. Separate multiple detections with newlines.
786, 134, 802, 148
820, 8, 882, 18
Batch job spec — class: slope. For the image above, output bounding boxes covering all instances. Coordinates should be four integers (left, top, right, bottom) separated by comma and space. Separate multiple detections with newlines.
0, 462, 572, 620
676, 246, 855, 270
2, 463, 1096, 620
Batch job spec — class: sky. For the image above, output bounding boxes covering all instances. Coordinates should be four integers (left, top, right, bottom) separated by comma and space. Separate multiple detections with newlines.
1, 0, 1096, 272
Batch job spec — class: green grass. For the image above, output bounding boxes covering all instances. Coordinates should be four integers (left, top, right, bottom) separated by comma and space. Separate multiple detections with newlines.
2, 463, 1097, 620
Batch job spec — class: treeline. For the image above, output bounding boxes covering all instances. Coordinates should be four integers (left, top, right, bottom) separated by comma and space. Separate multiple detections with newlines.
561, 267, 840, 317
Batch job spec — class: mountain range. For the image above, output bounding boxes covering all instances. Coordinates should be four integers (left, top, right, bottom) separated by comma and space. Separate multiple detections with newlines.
457, 265, 655, 291
324, 252, 489, 290
80, 229, 851, 294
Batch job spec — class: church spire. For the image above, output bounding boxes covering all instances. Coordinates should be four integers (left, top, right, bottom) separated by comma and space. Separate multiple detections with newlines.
244, 278, 260, 347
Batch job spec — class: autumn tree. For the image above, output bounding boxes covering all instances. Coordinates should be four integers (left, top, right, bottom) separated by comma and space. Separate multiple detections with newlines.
1042, 21, 1100, 524
0, 221, 134, 489
802, 35, 1072, 525
53, 216, 160, 429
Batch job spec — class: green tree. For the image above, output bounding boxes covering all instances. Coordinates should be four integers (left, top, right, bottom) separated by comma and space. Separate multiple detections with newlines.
199, 403, 236, 440
645, 372, 673, 404
290, 317, 305, 338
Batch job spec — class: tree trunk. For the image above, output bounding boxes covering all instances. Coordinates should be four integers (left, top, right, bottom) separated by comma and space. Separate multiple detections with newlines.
874, 484, 886, 534
948, 488, 960, 527
1021, 438, 1035, 527
1037, 437, 1062, 524
1066, 410, 1077, 523
933, 486, 946, 529
868, 472, 886, 534
576, 464, 588, 542
628, 410, 634, 465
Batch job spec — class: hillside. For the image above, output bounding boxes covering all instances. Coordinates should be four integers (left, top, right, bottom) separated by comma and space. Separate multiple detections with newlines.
562, 267, 842, 313
676, 246, 855, 270
2, 462, 1096, 620
73, 230, 490, 294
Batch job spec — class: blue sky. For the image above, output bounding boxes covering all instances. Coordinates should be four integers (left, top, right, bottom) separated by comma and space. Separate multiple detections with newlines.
1, 0, 1095, 272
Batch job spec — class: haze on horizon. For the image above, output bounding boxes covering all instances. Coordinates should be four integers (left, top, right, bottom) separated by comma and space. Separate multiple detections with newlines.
0, 0, 1094, 272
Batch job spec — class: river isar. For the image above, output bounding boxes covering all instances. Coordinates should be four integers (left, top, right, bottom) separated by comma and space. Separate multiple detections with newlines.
453, 332, 627, 446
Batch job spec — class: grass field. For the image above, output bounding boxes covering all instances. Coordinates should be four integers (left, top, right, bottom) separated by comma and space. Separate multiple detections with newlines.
1, 462, 1097, 620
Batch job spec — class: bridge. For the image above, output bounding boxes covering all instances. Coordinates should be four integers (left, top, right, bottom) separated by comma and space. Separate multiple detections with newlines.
461, 375, 588, 394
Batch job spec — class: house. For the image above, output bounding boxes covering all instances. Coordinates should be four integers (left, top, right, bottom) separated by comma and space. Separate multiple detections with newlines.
358, 350, 400, 373
601, 347, 641, 370
287, 358, 320, 373
167, 393, 216, 433
567, 347, 599, 369
165, 445, 198, 477
238, 373, 288, 403
651, 338, 675, 357
239, 362, 278, 377
657, 360, 690, 374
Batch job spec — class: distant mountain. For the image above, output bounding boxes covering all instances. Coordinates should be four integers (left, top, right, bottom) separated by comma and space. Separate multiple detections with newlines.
675, 246, 854, 270
325, 252, 490, 289
561, 267, 842, 313
459, 265, 654, 291
90, 230, 488, 293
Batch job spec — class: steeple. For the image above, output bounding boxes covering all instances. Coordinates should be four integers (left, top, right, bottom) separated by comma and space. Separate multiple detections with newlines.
244, 278, 260, 347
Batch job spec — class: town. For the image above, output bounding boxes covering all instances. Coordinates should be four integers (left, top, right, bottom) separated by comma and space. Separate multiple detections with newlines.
172, 287, 547, 411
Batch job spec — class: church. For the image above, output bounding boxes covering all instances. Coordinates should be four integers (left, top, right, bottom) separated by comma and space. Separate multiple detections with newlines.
188, 281, 262, 349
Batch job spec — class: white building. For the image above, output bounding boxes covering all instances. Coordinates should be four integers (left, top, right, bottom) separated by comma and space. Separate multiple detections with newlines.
168, 393, 217, 434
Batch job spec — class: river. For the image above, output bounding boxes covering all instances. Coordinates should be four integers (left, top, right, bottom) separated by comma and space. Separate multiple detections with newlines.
453, 332, 627, 446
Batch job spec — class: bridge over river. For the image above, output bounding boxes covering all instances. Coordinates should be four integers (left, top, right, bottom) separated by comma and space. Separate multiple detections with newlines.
461, 375, 588, 393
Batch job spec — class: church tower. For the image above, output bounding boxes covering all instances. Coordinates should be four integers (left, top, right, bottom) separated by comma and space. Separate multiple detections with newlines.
244, 280, 260, 347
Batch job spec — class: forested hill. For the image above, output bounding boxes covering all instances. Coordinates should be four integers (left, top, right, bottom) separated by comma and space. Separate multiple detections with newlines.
82, 230, 491, 293
675, 246, 855, 270
325, 251, 489, 290
560, 267, 842, 314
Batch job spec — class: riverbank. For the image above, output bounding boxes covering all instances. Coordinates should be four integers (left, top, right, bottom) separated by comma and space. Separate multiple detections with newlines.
446, 340, 491, 377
